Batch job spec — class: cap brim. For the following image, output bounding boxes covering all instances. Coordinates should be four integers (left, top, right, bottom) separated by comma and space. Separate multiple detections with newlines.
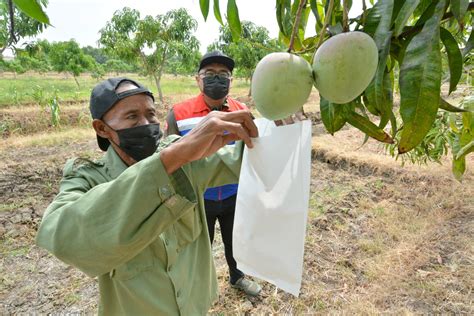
97, 135, 110, 151
199, 56, 234, 72
116, 87, 154, 102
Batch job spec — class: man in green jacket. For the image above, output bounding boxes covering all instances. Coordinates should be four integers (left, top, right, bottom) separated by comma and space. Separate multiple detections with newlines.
36, 77, 257, 315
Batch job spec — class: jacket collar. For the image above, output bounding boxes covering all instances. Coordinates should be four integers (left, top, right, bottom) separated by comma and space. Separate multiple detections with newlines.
101, 145, 129, 179
193, 93, 230, 113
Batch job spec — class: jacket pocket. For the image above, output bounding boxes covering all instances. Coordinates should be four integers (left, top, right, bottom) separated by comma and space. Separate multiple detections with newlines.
174, 205, 202, 249
110, 248, 155, 281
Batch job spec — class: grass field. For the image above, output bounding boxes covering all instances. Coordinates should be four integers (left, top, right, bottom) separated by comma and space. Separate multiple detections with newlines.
0, 72, 473, 314
0, 71, 251, 107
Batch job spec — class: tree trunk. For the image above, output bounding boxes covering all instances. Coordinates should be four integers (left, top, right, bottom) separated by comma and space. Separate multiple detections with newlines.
153, 73, 164, 104
73, 75, 80, 88
154, 47, 168, 105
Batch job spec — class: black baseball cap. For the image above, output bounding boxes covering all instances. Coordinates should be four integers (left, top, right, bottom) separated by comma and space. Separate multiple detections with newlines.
199, 50, 234, 72
90, 77, 155, 151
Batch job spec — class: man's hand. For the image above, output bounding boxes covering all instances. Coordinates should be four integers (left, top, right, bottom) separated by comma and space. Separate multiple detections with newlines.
160, 110, 258, 174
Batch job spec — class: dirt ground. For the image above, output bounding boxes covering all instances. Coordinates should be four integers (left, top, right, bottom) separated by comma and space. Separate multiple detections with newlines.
1, 94, 473, 314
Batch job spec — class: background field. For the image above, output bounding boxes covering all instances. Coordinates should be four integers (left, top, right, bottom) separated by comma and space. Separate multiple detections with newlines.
0, 73, 473, 314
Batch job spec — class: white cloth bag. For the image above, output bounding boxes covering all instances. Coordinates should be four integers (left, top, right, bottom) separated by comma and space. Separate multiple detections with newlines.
233, 118, 312, 296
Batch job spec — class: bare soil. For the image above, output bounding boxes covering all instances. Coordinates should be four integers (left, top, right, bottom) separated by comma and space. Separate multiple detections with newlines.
0, 97, 473, 314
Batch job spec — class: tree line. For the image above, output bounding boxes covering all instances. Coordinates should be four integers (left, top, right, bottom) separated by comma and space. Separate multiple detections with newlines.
1, 3, 282, 102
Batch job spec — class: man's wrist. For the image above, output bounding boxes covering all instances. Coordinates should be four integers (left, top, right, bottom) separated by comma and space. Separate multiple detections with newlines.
160, 142, 189, 175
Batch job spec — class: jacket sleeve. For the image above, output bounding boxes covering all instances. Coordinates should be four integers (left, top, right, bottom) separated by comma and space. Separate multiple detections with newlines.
164, 108, 180, 136
36, 153, 197, 278
190, 140, 244, 191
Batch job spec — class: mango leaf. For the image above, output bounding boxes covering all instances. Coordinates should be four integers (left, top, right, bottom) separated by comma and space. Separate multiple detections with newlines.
462, 28, 473, 57
310, 0, 323, 29
398, 0, 445, 154
213, 0, 224, 25
451, 0, 469, 25
415, 0, 438, 27
200, 0, 210, 21
363, 3, 382, 36
455, 140, 474, 160
373, 0, 394, 48
393, 0, 421, 37
365, 0, 395, 132
452, 111, 473, 179
277, 0, 293, 38
320, 97, 347, 135
276, 0, 286, 35
364, 36, 393, 129
227, 0, 242, 41
439, 98, 469, 112
452, 156, 466, 180
344, 109, 394, 143
440, 27, 463, 94
12, 0, 50, 24
363, 94, 379, 116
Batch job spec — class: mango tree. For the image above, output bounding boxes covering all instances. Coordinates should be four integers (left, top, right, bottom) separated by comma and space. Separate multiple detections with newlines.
199, 0, 473, 179
208, 21, 285, 95
48, 40, 94, 87
98, 7, 200, 103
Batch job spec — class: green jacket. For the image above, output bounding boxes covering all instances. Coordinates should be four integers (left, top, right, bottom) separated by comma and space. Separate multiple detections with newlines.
36, 136, 243, 315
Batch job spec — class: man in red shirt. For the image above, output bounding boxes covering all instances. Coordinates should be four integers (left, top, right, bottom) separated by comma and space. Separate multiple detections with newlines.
164, 51, 261, 296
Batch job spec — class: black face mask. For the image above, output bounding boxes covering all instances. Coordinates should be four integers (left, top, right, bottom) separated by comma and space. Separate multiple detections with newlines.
108, 123, 163, 162
203, 75, 230, 100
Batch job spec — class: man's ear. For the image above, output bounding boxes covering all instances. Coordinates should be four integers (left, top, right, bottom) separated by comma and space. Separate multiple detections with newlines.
92, 119, 110, 138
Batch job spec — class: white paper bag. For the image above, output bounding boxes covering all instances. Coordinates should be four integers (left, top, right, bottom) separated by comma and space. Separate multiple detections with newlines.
233, 118, 312, 296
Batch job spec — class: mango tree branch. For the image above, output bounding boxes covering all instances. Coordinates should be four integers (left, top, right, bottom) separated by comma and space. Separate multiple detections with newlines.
8, 0, 17, 44
316, 0, 335, 49
343, 0, 349, 32
398, 1, 474, 39
288, 0, 307, 53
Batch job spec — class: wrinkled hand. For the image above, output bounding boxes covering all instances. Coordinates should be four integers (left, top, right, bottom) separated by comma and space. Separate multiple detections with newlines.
160, 110, 258, 174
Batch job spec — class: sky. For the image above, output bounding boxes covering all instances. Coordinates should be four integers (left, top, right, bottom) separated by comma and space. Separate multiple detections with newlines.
5, 0, 365, 56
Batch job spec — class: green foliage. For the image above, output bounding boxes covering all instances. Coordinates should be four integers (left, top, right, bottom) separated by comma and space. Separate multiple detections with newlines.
320, 96, 347, 134
48, 40, 94, 86
99, 7, 200, 102
209, 21, 284, 80
104, 59, 136, 75
165, 50, 201, 76
0, 0, 48, 53
385, 112, 455, 165
200, 0, 473, 179
398, 0, 445, 153
82, 46, 109, 64
450, 96, 474, 180
90, 63, 106, 81
12, 0, 49, 24
49, 89, 60, 127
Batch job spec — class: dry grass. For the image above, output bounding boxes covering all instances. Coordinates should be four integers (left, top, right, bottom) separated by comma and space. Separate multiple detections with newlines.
209, 160, 473, 314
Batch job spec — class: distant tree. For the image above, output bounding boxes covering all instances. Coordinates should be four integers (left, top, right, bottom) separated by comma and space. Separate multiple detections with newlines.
99, 7, 200, 103
165, 50, 201, 76
17, 39, 52, 74
91, 62, 106, 81
4, 58, 26, 77
16, 53, 50, 73
82, 46, 109, 64
0, 0, 49, 54
48, 40, 94, 87
104, 59, 136, 75
208, 21, 284, 95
